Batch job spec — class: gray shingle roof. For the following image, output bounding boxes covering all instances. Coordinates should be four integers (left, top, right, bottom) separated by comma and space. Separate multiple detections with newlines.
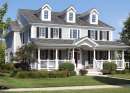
31, 38, 74, 44
10, 21, 21, 31
19, 9, 114, 29
95, 41, 128, 46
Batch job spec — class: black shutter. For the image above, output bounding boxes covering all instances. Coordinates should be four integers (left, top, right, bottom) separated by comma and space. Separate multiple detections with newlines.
100, 51, 102, 60
29, 28, 31, 38
88, 30, 90, 38
45, 50, 48, 59
36, 50, 38, 59
59, 28, 62, 39
59, 50, 61, 59
51, 28, 53, 38
50, 50, 53, 59
37, 27, 39, 38
88, 51, 90, 64
100, 31, 102, 40
107, 31, 109, 40
107, 51, 108, 59
46, 28, 48, 38
23, 32, 24, 44
95, 31, 97, 40
96, 51, 98, 59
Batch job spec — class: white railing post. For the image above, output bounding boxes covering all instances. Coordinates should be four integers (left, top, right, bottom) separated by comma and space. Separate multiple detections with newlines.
93, 48, 96, 69
55, 48, 58, 70
47, 59, 49, 71
38, 47, 41, 70
101, 60, 103, 70
108, 49, 111, 62
122, 50, 125, 69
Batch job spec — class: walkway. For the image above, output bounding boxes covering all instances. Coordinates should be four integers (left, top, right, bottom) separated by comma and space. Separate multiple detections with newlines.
0, 84, 130, 92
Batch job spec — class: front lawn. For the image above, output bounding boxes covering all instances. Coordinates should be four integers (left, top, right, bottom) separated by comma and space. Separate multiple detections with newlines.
1, 73, 130, 89
1, 87, 130, 93
109, 74, 130, 79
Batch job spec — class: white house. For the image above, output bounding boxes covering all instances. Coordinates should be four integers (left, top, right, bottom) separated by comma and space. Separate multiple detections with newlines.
5, 4, 130, 72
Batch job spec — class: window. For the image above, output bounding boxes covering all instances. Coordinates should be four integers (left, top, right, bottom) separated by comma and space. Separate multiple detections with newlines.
69, 13, 73, 21
90, 31, 95, 40
92, 14, 96, 22
39, 28, 45, 38
40, 50, 48, 60
44, 11, 48, 19
69, 53, 71, 60
102, 31, 107, 40
53, 28, 59, 38
78, 53, 80, 60
70, 29, 80, 39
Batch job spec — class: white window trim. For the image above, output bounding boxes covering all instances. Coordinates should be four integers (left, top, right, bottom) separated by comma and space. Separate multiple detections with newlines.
102, 31, 107, 41
90, 30, 96, 40
53, 28, 59, 39
69, 29, 80, 39
39, 27, 46, 38
67, 12, 75, 23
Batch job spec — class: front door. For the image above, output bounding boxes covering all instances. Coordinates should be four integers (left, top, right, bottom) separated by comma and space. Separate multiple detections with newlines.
74, 52, 78, 67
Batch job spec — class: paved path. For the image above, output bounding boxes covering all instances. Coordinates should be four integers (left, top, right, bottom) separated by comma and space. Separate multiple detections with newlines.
0, 84, 130, 92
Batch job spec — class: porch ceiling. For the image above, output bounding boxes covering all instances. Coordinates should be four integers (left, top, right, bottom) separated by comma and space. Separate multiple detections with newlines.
79, 45, 93, 50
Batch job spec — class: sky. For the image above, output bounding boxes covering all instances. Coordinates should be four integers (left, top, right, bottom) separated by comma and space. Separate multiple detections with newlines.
1, 0, 130, 40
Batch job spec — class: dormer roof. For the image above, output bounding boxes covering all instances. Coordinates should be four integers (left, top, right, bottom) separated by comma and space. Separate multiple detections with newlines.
79, 8, 99, 18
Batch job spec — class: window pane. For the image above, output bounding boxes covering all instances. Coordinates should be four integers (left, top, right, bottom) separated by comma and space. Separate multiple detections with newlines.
53, 28, 59, 38
73, 30, 77, 38
78, 30, 80, 38
92, 15, 96, 22
39, 28, 45, 37
69, 13, 73, 21
44, 11, 48, 19
90, 31, 95, 40
102, 31, 107, 40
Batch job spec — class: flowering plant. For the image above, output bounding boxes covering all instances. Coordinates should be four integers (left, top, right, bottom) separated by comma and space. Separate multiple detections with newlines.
79, 69, 88, 75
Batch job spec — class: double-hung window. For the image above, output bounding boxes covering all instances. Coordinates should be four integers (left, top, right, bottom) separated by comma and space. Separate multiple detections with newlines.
69, 13, 73, 21
39, 28, 45, 38
102, 31, 107, 40
70, 29, 80, 39
44, 11, 48, 19
92, 14, 96, 22
90, 31, 95, 40
53, 28, 59, 38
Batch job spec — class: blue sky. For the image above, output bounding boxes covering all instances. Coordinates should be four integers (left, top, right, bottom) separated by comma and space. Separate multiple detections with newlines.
1, 0, 130, 40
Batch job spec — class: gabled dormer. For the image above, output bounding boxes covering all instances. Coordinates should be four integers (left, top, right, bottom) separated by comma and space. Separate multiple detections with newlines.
35, 3, 52, 21
59, 6, 76, 23
79, 8, 99, 25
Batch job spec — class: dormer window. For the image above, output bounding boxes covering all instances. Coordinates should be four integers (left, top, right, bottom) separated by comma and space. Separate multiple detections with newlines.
69, 13, 73, 21
92, 14, 96, 22
44, 11, 48, 19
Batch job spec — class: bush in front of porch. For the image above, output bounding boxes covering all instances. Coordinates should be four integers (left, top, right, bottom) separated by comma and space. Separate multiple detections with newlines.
59, 62, 74, 71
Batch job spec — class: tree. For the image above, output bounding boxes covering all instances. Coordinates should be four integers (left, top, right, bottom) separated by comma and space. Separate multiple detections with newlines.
0, 2, 11, 38
118, 13, 130, 61
0, 43, 6, 65
11, 44, 38, 64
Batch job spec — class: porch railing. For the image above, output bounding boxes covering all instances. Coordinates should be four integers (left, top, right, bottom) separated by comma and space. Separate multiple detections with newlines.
94, 60, 124, 71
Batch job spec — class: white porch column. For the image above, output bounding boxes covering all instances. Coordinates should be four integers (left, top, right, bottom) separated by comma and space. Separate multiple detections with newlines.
38, 47, 41, 70
108, 49, 111, 62
122, 50, 125, 69
55, 48, 58, 70
72, 48, 76, 71
72, 48, 74, 60
93, 48, 96, 69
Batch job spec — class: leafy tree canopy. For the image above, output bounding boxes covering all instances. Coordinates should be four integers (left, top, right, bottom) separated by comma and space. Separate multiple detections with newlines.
0, 43, 6, 64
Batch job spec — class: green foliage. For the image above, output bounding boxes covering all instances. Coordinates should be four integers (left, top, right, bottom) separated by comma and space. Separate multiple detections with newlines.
59, 62, 75, 71
111, 71, 116, 75
114, 53, 117, 60
103, 62, 117, 73
79, 69, 88, 75
0, 44, 6, 65
0, 63, 15, 73
117, 13, 130, 61
116, 70, 122, 74
11, 44, 38, 64
101, 69, 109, 74
10, 68, 22, 77
70, 71, 77, 76
48, 71, 66, 78
122, 69, 129, 74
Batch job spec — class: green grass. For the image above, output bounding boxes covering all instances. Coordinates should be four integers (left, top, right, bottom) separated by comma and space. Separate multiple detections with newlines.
1, 73, 130, 89
1, 87, 130, 93
109, 74, 130, 79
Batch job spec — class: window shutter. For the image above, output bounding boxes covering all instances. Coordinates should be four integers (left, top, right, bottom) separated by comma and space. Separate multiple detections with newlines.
100, 51, 102, 60
29, 28, 31, 38
46, 28, 48, 38
36, 50, 38, 59
50, 50, 53, 59
59, 28, 62, 39
45, 50, 48, 59
95, 31, 97, 40
59, 50, 61, 59
88, 51, 90, 64
107, 31, 109, 40
51, 28, 53, 38
100, 31, 102, 40
37, 27, 39, 38
88, 30, 90, 38
23, 32, 24, 44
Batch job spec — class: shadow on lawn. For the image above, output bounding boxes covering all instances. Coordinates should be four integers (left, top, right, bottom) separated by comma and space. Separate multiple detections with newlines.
93, 76, 130, 85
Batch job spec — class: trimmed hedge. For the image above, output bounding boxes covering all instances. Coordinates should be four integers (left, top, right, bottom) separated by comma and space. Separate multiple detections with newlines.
79, 69, 88, 75
10, 68, 22, 77
70, 71, 77, 76
48, 71, 66, 78
0, 63, 15, 73
14, 63, 30, 70
116, 70, 122, 74
59, 62, 74, 71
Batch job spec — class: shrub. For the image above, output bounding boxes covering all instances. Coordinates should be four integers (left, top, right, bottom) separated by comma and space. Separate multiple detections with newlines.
59, 62, 74, 71
61, 70, 71, 76
70, 71, 77, 76
103, 62, 117, 73
122, 69, 129, 74
116, 70, 122, 74
48, 71, 66, 78
0, 63, 15, 72
14, 63, 30, 70
1, 69, 10, 73
10, 68, 22, 77
111, 71, 116, 75
101, 69, 109, 74
79, 69, 88, 75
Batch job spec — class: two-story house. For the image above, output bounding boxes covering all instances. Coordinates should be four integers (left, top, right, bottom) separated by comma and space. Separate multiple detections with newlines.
5, 4, 129, 72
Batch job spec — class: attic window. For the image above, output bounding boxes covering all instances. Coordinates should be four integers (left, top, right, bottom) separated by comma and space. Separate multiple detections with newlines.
44, 11, 48, 19
92, 14, 96, 22
69, 13, 73, 21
